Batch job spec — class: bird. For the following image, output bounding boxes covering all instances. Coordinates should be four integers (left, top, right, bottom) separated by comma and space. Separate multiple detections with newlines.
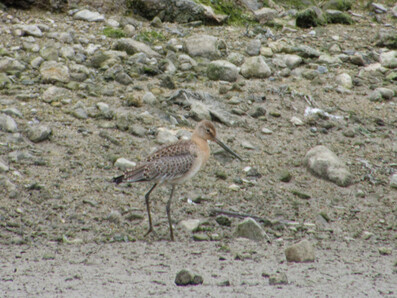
113, 120, 243, 241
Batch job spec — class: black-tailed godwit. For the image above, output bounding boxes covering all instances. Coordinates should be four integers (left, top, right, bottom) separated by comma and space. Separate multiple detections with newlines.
113, 120, 242, 241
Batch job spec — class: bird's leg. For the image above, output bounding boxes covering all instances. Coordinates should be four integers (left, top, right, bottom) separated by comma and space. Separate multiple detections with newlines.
144, 183, 157, 237
166, 185, 176, 241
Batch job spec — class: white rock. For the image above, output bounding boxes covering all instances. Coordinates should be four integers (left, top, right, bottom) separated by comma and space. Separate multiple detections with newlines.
184, 34, 221, 60
180, 219, 201, 232
16, 24, 43, 37
285, 54, 302, 69
74, 9, 105, 22
156, 128, 178, 144
335, 73, 352, 89
0, 114, 18, 132
241, 56, 271, 78
114, 158, 136, 170
290, 116, 303, 126
380, 51, 397, 69
390, 174, 397, 189
304, 145, 353, 187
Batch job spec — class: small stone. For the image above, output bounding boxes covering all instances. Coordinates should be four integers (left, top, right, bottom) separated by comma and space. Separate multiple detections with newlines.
180, 219, 201, 232
279, 170, 292, 182
0, 159, 9, 172
142, 92, 157, 105
362, 231, 373, 240
303, 145, 353, 187
16, 24, 43, 37
193, 234, 210, 241
0, 114, 18, 132
40, 61, 70, 83
125, 94, 143, 107
343, 128, 355, 138
335, 73, 352, 89
246, 39, 261, 56
74, 9, 105, 22
156, 128, 178, 144
216, 216, 231, 227
114, 158, 136, 170
175, 269, 203, 286
227, 52, 245, 66
285, 239, 315, 262
235, 217, 267, 241
106, 210, 122, 223
269, 272, 288, 285
376, 88, 394, 100
0, 57, 25, 74
261, 127, 273, 134
42, 86, 70, 103
241, 56, 272, 79
184, 34, 221, 60
390, 174, 397, 189
26, 125, 52, 143
290, 116, 303, 126
207, 60, 239, 82
378, 247, 392, 255
369, 90, 382, 102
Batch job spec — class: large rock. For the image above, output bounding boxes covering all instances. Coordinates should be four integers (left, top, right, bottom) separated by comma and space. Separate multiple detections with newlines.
303, 145, 353, 187
207, 60, 238, 82
184, 35, 222, 60
40, 61, 70, 83
240, 56, 271, 78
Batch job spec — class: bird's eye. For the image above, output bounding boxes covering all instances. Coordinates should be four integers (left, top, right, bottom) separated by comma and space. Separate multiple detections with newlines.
206, 128, 211, 133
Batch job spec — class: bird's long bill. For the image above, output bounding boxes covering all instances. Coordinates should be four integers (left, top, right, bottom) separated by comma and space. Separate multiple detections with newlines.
215, 138, 243, 161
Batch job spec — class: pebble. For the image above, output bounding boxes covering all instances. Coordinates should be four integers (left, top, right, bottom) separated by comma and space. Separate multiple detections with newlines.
261, 127, 273, 134
175, 269, 203, 286
378, 247, 392, 255
179, 219, 201, 232
142, 92, 157, 105
26, 125, 52, 143
269, 272, 288, 285
0, 114, 18, 132
0, 159, 9, 172
74, 9, 105, 22
16, 24, 43, 37
304, 145, 353, 187
335, 73, 352, 89
156, 128, 178, 144
285, 239, 315, 262
235, 217, 268, 241
0, 57, 26, 74
290, 116, 303, 126
390, 174, 397, 189
207, 60, 239, 82
246, 39, 261, 56
40, 61, 70, 83
184, 34, 220, 60
241, 56, 272, 78
114, 158, 136, 170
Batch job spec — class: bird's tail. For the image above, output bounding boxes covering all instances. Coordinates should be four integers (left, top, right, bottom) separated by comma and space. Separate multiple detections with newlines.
112, 174, 125, 184
113, 164, 147, 184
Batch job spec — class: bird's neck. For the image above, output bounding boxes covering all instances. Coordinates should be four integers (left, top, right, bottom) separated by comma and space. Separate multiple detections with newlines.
191, 134, 210, 164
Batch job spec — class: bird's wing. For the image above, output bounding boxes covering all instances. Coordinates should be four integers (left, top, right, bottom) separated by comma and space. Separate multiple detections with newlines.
145, 140, 196, 162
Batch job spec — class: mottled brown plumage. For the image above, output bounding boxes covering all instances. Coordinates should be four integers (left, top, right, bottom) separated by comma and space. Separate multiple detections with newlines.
113, 120, 242, 241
